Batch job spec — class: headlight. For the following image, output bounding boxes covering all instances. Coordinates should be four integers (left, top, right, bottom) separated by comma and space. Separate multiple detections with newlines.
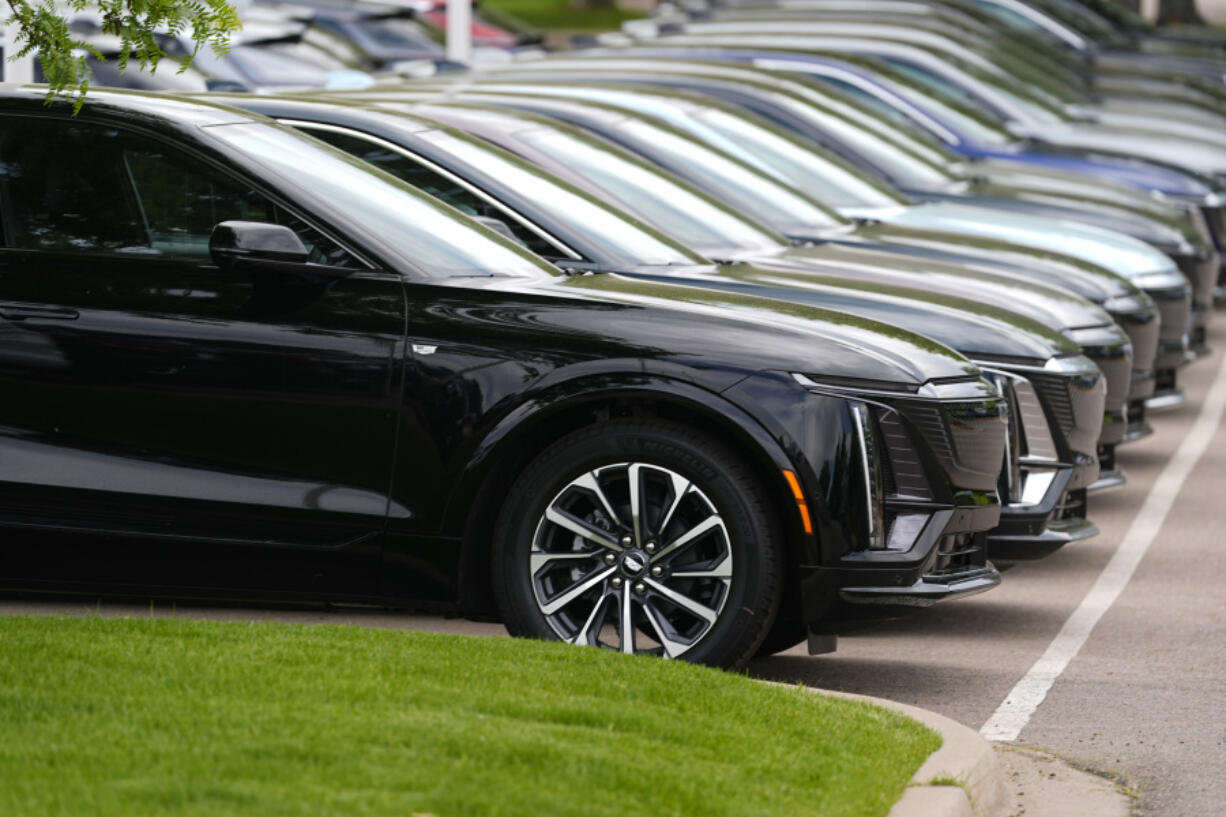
1064, 326, 1132, 360
847, 400, 933, 551
1101, 292, 1156, 316
1129, 270, 1191, 291
792, 374, 1002, 551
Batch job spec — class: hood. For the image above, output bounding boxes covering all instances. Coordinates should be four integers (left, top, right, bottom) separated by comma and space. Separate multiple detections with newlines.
1068, 108, 1226, 153
979, 148, 1220, 203
969, 161, 1204, 235
553, 272, 980, 388
647, 261, 1080, 363
845, 201, 1178, 280
1032, 124, 1226, 179
763, 242, 1119, 331
836, 219, 1136, 303
941, 192, 1199, 254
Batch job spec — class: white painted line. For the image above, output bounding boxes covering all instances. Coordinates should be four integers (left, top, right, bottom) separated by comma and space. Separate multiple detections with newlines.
981, 349, 1226, 742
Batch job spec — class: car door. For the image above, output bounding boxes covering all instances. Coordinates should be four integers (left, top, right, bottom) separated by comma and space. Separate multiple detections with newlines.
0, 114, 407, 597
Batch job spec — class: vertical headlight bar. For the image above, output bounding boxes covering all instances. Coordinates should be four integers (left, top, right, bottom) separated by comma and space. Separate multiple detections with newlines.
979, 371, 1021, 504
978, 365, 1071, 507
849, 401, 886, 550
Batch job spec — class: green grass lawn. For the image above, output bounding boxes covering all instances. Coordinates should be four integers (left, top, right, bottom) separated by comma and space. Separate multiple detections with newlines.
0, 615, 938, 816
481, 0, 643, 33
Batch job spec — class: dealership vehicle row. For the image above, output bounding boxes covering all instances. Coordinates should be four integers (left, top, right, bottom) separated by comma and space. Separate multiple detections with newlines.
2, 0, 1226, 669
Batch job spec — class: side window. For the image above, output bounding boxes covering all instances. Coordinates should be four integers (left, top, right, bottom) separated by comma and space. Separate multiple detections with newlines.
0, 116, 357, 267
304, 126, 560, 258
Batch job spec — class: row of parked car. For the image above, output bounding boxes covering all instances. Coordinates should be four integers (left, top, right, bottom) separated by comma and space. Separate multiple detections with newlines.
3, 0, 1223, 669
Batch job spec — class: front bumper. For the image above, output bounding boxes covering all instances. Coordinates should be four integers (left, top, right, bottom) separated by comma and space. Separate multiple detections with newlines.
1147, 282, 1194, 410
779, 376, 1008, 635
1064, 323, 1140, 485
1090, 303, 1158, 443
982, 358, 1103, 557
1173, 251, 1217, 356
799, 518, 1001, 633
989, 465, 1098, 561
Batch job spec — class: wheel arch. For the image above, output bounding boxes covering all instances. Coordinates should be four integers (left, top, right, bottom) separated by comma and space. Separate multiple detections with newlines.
448, 374, 814, 618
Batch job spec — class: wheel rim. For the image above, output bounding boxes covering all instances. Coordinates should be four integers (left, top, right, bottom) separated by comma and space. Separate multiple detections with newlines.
528, 462, 733, 658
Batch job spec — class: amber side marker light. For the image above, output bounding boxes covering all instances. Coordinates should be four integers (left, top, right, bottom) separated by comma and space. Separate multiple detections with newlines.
782, 469, 813, 535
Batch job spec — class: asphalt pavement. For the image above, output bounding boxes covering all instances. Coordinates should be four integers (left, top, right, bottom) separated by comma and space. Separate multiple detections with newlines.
4, 321, 1225, 816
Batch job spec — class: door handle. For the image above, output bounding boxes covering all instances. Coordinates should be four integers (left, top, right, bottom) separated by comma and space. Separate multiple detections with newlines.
0, 304, 79, 321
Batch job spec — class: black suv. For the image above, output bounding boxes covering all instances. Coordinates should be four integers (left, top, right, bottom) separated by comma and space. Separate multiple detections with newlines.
0, 90, 1006, 668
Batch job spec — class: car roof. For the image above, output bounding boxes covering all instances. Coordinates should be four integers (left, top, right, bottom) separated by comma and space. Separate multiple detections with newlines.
0, 86, 259, 131
202, 94, 438, 135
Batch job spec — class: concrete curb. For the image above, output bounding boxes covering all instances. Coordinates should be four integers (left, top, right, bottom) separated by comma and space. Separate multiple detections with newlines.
780, 685, 1008, 817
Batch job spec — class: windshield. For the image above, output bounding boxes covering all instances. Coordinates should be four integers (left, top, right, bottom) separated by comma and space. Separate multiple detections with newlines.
260, 40, 351, 72
485, 84, 902, 209
887, 82, 1013, 148
353, 17, 444, 53
192, 44, 330, 87
764, 89, 956, 192
416, 128, 705, 266
211, 122, 554, 279
690, 107, 902, 207
699, 91, 937, 200
883, 56, 1063, 128
609, 117, 844, 236
852, 68, 1015, 148
86, 56, 209, 91
506, 125, 785, 258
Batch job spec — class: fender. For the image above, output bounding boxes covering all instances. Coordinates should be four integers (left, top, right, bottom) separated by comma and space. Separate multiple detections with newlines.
441, 369, 825, 558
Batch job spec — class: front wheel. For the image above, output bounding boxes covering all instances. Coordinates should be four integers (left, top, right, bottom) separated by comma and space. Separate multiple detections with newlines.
492, 420, 783, 670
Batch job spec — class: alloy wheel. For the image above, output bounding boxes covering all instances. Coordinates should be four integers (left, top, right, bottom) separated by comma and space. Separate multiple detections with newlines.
528, 461, 733, 658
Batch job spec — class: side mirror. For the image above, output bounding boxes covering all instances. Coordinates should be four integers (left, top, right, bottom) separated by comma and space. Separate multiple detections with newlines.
210, 221, 309, 270
471, 215, 520, 243
205, 79, 250, 93
210, 221, 354, 284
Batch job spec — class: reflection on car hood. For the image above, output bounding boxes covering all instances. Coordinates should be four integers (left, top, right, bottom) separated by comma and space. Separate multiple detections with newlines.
945, 193, 1194, 253
553, 270, 980, 388
670, 260, 1077, 362
1031, 123, 1226, 178
767, 241, 1118, 330
843, 201, 1177, 278
981, 148, 1219, 202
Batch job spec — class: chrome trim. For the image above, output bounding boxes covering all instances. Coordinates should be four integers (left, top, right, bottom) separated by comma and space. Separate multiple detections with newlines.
791, 372, 997, 402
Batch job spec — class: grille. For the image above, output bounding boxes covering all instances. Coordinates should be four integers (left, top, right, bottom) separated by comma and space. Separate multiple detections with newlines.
1175, 254, 1216, 310
924, 532, 988, 578
1098, 443, 1116, 471
1012, 378, 1058, 460
1204, 205, 1225, 253
1028, 373, 1076, 436
1157, 368, 1178, 391
900, 400, 1006, 485
877, 410, 930, 499
944, 402, 1009, 476
903, 404, 955, 465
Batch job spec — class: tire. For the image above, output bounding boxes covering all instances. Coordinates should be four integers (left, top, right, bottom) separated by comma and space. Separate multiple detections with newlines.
492, 419, 783, 670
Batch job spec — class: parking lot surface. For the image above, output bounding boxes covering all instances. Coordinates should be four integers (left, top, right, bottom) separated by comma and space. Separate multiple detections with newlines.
5, 321, 1224, 816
